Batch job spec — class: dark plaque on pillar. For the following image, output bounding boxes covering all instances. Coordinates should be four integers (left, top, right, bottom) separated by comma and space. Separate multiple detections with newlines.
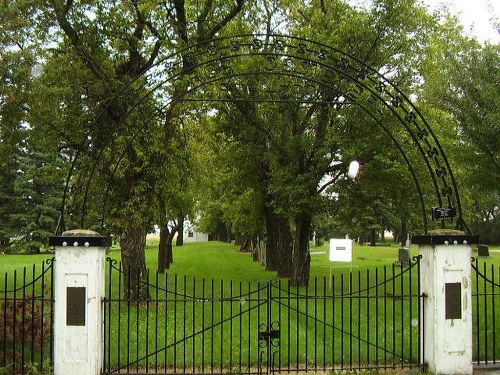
445, 283, 461, 320
67, 287, 86, 326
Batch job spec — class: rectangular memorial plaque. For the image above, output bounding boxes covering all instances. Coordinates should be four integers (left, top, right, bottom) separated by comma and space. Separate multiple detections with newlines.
445, 282, 461, 320
431, 207, 456, 221
66, 287, 86, 326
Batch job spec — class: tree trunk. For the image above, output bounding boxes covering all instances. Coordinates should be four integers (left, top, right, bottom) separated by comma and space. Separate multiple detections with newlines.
120, 227, 149, 301
291, 213, 312, 287
370, 229, 377, 246
276, 217, 292, 278
264, 209, 280, 271
158, 225, 168, 273
166, 229, 176, 266
176, 214, 184, 246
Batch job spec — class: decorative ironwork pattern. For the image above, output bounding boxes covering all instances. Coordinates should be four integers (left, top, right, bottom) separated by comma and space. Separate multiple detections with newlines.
103, 256, 424, 374
0, 259, 55, 374
62, 34, 463, 233
471, 257, 500, 366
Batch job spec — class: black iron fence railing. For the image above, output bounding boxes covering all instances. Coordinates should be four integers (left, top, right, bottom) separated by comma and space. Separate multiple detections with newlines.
103, 256, 424, 375
4, 255, 498, 374
472, 257, 500, 367
0, 259, 54, 375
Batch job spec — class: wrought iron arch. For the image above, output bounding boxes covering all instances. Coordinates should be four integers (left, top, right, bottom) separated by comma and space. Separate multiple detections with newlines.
60, 34, 465, 234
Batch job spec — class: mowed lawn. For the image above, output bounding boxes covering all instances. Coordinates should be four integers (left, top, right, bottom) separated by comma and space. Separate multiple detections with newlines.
1, 239, 499, 282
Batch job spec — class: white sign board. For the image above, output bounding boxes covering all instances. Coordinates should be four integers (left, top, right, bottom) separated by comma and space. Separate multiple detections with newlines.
329, 238, 353, 262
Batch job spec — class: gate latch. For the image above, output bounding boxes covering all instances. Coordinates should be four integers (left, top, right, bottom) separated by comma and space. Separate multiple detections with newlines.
258, 322, 280, 346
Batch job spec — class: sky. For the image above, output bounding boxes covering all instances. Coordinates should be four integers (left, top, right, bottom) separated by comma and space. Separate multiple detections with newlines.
422, 0, 499, 44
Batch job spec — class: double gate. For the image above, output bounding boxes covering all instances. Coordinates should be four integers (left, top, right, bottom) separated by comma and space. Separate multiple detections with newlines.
102, 257, 424, 374
2, 254, 499, 374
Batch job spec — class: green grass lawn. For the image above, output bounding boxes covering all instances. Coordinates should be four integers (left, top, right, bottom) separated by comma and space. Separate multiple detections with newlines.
1, 239, 499, 280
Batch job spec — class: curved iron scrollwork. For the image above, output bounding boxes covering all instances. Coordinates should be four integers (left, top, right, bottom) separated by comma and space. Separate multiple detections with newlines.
60, 34, 464, 234
258, 321, 280, 348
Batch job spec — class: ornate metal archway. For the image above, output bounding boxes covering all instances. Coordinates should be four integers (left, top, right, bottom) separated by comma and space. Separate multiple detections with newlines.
59, 34, 465, 234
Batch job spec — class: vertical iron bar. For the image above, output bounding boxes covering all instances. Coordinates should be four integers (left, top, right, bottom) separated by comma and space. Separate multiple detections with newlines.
202, 278, 206, 373
126, 267, 131, 375
174, 274, 178, 373
192, 277, 196, 374
135, 270, 140, 374
210, 278, 214, 374
183, 275, 187, 373
229, 280, 233, 372
314, 277, 318, 371
30, 264, 35, 366
278, 279, 282, 372
305, 279, 309, 372
375, 267, 379, 367
349, 271, 353, 369
145, 271, 150, 373
287, 279, 291, 372
267, 281, 272, 374
220, 279, 224, 373
483, 262, 488, 364
296, 280, 300, 370
21, 267, 26, 373
2, 271, 6, 369
392, 263, 396, 368
475, 258, 480, 365
323, 277, 327, 371
247, 281, 251, 372
384, 265, 388, 368
117, 262, 123, 371
40, 262, 46, 370
492, 265, 497, 365
164, 272, 168, 373
12, 270, 17, 373
332, 274, 335, 370
155, 271, 159, 374
238, 281, 242, 374
357, 270, 361, 369
400, 262, 404, 367
340, 273, 344, 369
409, 258, 413, 364
366, 269, 370, 366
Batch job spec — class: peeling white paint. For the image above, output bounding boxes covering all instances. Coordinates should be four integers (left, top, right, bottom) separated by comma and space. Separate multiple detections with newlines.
419, 243, 473, 375
54, 242, 105, 375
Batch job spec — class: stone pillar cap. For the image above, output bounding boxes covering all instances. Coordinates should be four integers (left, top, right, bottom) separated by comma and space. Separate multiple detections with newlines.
49, 229, 111, 247
412, 230, 479, 245
62, 229, 100, 236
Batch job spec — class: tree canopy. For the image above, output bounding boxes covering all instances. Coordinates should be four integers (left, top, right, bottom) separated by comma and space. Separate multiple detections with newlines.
1, 0, 498, 287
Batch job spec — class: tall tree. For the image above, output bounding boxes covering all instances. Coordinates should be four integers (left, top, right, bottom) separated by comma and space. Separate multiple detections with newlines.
419, 16, 500, 239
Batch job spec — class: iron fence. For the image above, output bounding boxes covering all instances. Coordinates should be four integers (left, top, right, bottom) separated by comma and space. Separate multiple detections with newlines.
0, 259, 54, 375
472, 257, 500, 367
103, 256, 424, 374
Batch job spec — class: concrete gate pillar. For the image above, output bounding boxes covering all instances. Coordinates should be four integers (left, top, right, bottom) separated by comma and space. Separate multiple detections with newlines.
49, 229, 111, 375
413, 230, 479, 375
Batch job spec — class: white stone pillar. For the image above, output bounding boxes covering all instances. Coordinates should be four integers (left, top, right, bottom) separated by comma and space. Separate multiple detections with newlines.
413, 230, 479, 375
49, 229, 110, 375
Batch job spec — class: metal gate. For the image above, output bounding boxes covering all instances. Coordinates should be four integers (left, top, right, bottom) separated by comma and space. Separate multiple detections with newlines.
472, 257, 500, 369
260, 257, 424, 374
103, 256, 423, 374
0, 259, 54, 375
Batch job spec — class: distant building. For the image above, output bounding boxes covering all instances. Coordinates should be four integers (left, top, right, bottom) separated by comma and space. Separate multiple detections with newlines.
183, 226, 209, 243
